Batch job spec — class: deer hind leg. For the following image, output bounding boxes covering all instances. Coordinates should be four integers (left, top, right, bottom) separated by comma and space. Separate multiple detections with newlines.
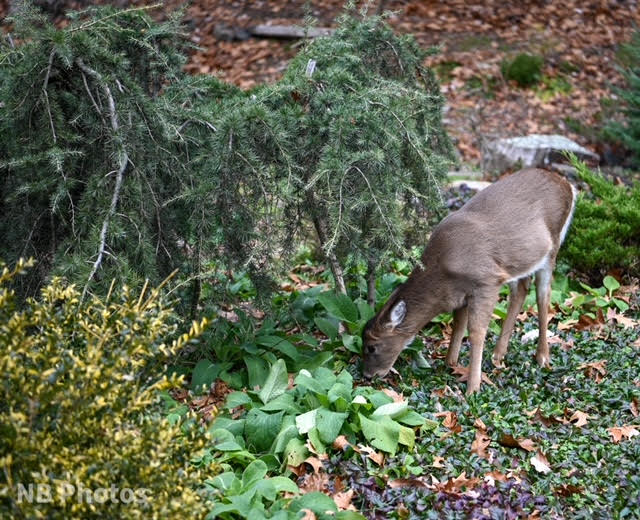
466, 289, 500, 395
446, 305, 468, 367
535, 257, 554, 367
492, 278, 531, 368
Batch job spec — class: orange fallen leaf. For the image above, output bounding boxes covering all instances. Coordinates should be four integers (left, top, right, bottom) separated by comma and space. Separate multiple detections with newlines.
432, 455, 445, 468
304, 456, 325, 474
451, 365, 495, 386
498, 433, 537, 452
569, 410, 591, 428
332, 435, 351, 451
388, 478, 430, 489
333, 489, 357, 511
606, 308, 638, 329
471, 429, 492, 460
607, 425, 640, 443
381, 388, 405, 403
358, 445, 384, 466
631, 399, 639, 418
578, 360, 607, 383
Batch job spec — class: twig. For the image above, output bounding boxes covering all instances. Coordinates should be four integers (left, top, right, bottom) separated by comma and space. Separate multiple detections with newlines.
42, 49, 57, 144
80, 70, 106, 126
76, 58, 129, 300
68, 4, 162, 33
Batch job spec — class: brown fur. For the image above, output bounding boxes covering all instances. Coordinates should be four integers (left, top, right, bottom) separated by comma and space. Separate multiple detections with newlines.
362, 168, 576, 394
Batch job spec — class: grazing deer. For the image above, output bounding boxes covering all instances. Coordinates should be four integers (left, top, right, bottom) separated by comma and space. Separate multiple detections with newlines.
362, 168, 577, 394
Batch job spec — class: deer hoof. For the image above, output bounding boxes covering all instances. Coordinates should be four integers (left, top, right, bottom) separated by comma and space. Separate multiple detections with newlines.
491, 354, 505, 368
536, 354, 550, 368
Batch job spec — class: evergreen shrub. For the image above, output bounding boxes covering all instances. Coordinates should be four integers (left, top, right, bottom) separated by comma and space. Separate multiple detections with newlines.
501, 53, 544, 87
0, 3, 224, 299
606, 30, 640, 165
561, 159, 640, 278
0, 259, 210, 519
203, 7, 455, 297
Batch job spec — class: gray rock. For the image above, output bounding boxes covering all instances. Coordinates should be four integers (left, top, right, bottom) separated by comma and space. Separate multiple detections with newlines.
482, 134, 599, 174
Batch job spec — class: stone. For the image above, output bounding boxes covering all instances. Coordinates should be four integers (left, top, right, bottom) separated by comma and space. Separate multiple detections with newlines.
482, 134, 599, 174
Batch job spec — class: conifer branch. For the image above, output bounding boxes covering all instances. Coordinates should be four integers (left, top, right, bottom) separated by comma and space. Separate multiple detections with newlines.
42, 49, 56, 144
76, 58, 129, 300
68, 4, 162, 33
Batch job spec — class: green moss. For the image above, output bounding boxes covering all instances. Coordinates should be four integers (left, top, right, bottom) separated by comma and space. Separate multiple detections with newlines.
501, 53, 544, 88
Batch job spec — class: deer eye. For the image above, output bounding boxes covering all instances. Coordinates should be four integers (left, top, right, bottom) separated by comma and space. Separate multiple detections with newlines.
366, 344, 377, 355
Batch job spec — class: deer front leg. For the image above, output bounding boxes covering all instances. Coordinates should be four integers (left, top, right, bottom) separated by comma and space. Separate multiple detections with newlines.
535, 262, 553, 367
446, 305, 468, 367
466, 290, 500, 395
492, 278, 530, 367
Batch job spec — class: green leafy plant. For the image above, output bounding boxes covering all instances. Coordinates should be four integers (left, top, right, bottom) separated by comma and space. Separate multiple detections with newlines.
501, 53, 544, 87
0, 259, 210, 518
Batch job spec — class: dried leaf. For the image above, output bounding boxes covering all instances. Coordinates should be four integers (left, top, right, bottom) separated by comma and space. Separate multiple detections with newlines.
333, 489, 357, 511
432, 455, 445, 468
530, 450, 552, 473
607, 425, 640, 443
569, 410, 591, 428
381, 388, 405, 403
631, 399, 639, 418
388, 478, 430, 489
358, 444, 384, 466
498, 433, 537, 452
578, 360, 607, 383
606, 308, 638, 328
471, 429, 492, 459
451, 365, 495, 386
300, 509, 316, 520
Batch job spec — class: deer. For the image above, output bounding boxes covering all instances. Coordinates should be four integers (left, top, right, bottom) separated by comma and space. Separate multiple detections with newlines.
362, 168, 577, 394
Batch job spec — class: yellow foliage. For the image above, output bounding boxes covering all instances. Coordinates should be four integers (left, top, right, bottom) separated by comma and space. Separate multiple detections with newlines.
0, 260, 210, 519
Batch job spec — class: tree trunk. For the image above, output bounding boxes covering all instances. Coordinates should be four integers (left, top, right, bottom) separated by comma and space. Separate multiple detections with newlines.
310, 213, 347, 294
367, 258, 377, 307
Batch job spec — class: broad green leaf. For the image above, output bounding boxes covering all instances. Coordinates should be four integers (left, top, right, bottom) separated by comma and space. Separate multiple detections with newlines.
261, 392, 300, 413
318, 291, 358, 323
294, 373, 326, 395
603, 275, 620, 295
255, 479, 277, 501
245, 355, 270, 389
258, 358, 289, 405
308, 427, 327, 455
290, 491, 338, 517
272, 423, 299, 454
210, 417, 245, 437
190, 359, 222, 393
316, 408, 348, 444
225, 391, 253, 409
328, 383, 352, 412
372, 401, 409, 419
211, 428, 244, 452
397, 410, 426, 427
242, 459, 268, 490
256, 335, 301, 361
295, 408, 318, 434
284, 437, 308, 467
356, 298, 375, 322
244, 409, 285, 453
336, 512, 367, 520
206, 471, 238, 492
341, 333, 362, 354
398, 423, 415, 449
613, 297, 630, 312
269, 476, 300, 494
315, 316, 339, 340
359, 413, 399, 455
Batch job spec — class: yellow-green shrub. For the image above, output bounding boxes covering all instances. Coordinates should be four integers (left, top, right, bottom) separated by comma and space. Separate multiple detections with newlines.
0, 259, 210, 519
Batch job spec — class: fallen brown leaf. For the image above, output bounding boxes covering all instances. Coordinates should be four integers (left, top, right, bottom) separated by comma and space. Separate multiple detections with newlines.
388, 478, 430, 489
358, 444, 384, 466
530, 450, 552, 474
631, 399, 639, 418
333, 489, 357, 511
381, 388, 405, 403
332, 435, 352, 452
432, 455, 445, 468
578, 360, 607, 383
300, 509, 316, 520
498, 433, 537, 452
606, 307, 639, 329
471, 429, 492, 460
607, 425, 640, 443
569, 410, 591, 428
555, 484, 584, 497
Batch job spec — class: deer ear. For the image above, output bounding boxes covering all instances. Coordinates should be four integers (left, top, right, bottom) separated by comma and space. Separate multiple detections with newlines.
388, 300, 406, 329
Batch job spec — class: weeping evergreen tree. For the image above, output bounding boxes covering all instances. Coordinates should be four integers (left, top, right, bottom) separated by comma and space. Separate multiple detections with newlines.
0, 3, 227, 302
204, 7, 455, 302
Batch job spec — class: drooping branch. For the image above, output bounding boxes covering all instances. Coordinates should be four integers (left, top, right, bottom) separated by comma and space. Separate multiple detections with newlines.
76, 58, 129, 300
